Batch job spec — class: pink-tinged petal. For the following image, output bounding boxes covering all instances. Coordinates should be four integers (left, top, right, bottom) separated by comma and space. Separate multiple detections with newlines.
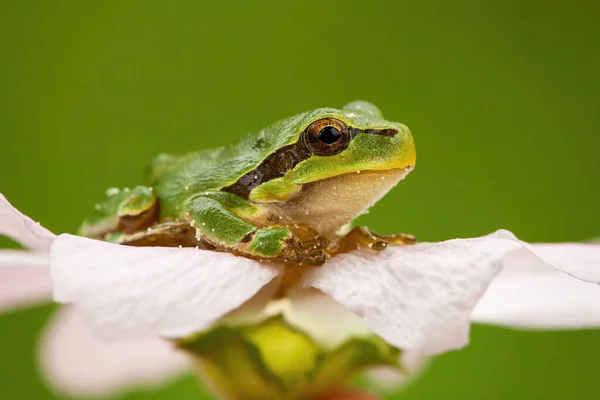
39, 307, 191, 398
0, 250, 52, 313
50, 234, 282, 339
0, 193, 56, 253
302, 236, 523, 355
471, 245, 600, 329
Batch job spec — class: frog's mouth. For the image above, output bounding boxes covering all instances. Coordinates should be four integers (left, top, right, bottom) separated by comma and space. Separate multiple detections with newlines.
318, 164, 414, 196
301, 163, 415, 187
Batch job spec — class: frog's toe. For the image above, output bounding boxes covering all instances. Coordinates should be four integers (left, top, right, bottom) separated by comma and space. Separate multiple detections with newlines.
384, 232, 417, 246
299, 248, 328, 266
330, 226, 417, 255
369, 239, 388, 251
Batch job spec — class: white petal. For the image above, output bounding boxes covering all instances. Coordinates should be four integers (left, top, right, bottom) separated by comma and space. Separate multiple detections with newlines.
0, 250, 52, 313
365, 351, 429, 392
217, 277, 283, 326
490, 229, 600, 283
302, 236, 523, 355
39, 307, 190, 398
218, 286, 373, 349
304, 231, 600, 355
0, 193, 56, 253
525, 243, 600, 283
472, 244, 600, 329
50, 234, 282, 338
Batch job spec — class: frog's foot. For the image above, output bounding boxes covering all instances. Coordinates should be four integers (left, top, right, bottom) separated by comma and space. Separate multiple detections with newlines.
283, 223, 330, 265
286, 223, 330, 253
241, 224, 329, 266
282, 233, 329, 266
329, 226, 416, 255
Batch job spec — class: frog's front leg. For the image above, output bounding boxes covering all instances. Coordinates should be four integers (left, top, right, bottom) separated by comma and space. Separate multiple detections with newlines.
329, 226, 416, 255
185, 193, 327, 265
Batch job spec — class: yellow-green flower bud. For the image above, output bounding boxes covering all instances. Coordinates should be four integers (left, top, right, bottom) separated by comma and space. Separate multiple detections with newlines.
177, 296, 401, 400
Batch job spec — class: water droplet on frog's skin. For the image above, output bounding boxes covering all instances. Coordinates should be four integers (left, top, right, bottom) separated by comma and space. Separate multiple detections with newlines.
178, 245, 182, 248
190, 220, 195, 227
211, 228, 215, 232
106, 187, 120, 196
94, 204, 102, 210
381, 176, 385, 180
254, 175, 258, 180
202, 222, 206, 226
356, 170, 361, 174
195, 246, 199, 249
184, 185, 190, 191
124, 188, 130, 193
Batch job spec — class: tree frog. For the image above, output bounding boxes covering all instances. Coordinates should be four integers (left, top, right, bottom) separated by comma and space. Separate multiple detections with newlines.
80, 101, 416, 266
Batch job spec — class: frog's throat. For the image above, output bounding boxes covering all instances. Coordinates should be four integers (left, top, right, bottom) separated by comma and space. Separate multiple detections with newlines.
257, 167, 412, 238
221, 127, 399, 200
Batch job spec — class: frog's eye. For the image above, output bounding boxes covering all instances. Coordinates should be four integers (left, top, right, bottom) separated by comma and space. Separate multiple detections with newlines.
304, 118, 350, 156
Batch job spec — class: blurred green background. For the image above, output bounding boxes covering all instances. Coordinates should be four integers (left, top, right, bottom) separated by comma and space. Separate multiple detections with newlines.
1, 1, 599, 399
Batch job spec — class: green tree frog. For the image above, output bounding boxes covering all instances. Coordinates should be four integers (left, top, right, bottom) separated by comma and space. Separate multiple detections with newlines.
80, 101, 416, 265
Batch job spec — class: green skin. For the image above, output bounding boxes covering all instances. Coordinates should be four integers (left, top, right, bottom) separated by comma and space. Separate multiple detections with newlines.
80, 101, 416, 265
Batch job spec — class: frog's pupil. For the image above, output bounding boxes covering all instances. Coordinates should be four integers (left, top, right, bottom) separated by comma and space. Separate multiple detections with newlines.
317, 126, 341, 144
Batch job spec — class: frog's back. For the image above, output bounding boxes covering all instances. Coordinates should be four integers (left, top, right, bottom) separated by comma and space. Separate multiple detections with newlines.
147, 110, 311, 216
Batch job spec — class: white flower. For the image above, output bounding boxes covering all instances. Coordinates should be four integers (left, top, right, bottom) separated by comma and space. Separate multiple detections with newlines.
1, 193, 600, 398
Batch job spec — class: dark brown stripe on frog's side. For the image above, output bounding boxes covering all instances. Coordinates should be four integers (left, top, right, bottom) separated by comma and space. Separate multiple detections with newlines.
221, 141, 312, 200
221, 127, 399, 199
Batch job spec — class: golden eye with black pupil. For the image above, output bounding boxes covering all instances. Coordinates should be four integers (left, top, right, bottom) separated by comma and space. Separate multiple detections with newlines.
304, 118, 350, 156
